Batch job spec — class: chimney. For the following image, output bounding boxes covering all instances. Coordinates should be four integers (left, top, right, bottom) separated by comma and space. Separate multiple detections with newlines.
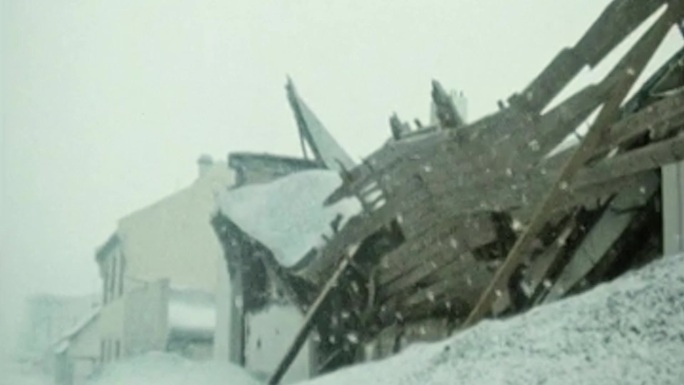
197, 154, 214, 178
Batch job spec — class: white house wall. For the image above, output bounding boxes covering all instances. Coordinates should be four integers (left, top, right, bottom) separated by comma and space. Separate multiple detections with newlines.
65, 318, 100, 385
244, 304, 310, 384
117, 164, 234, 293
213, 257, 231, 361
98, 296, 125, 363
123, 279, 170, 356
663, 162, 684, 254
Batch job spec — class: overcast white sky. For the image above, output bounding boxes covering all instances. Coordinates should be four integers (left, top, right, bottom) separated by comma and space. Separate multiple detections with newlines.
1, 0, 682, 352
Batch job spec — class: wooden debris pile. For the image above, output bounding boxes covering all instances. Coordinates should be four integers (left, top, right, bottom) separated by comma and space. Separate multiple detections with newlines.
212, 1, 684, 384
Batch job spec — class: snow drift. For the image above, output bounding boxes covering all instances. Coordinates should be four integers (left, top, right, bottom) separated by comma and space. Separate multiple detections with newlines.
67, 253, 684, 385
87, 352, 259, 385
304, 253, 684, 385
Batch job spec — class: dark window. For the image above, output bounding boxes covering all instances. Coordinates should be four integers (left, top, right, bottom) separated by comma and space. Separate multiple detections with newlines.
118, 254, 125, 297
110, 255, 117, 300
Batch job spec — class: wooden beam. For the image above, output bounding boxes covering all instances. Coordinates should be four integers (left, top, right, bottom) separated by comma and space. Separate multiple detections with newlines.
576, 133, 684, 188
601, 92, 684, 150
543, 174, 658, 303
522, 216, 576, 295
268, 247, 357, 385
376, 215, 497, 287
507, 0, 666, 113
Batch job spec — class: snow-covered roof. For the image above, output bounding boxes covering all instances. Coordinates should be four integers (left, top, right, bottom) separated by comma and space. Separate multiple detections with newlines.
53, 307, 101, 354
216, 170, 362, 268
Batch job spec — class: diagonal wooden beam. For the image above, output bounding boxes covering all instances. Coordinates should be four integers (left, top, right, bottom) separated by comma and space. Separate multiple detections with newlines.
508, 0, 667, 113
268, 246, 358, 385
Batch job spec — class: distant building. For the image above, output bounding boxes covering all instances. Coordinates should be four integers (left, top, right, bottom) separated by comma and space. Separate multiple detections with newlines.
53, 308, 101, 385
19, 293, 100, 371
95, 157, 234, 365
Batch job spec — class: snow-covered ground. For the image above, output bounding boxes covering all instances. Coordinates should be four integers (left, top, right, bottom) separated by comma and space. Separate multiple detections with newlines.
3, 253, 683, 385
306, 253, 684, 385
0, 361, 53, 385
86, 352, 259, 385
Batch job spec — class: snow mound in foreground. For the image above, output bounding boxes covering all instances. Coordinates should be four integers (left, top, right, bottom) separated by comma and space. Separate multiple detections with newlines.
305, 253, 684, 385
88, 352, 259, 385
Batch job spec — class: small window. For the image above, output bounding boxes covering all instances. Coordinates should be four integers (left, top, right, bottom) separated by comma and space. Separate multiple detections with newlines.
118, 253, 125, 297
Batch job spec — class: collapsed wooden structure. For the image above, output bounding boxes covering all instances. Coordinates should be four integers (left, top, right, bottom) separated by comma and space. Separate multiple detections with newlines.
213, 1, 684, 383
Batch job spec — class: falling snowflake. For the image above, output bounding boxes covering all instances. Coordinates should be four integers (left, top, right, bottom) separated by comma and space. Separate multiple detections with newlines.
346, 333, 360, 344
449, 238, 459, 249
512, 219, 524, 231
528, 140, 540, 152
427, 291, 436, 302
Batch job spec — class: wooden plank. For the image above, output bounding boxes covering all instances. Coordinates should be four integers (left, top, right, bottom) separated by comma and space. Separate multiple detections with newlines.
399, 94, 683, 215
294, 203, 398, 285
575, 133, 684, 188
506, 0, 665, 112
376, 214, 497, 286
393, 253, 490, 306
573, 0, 666, 67
534, 84, 607, 156
508, 48, 585, 113
599, 92, 684, 151
543, 175, 658, 303
462, 6, 676, 328
377, 244, 459, 300
394, 255, 494, 315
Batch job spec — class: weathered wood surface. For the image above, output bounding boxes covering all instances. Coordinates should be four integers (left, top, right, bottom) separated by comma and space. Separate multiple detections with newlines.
599, 91, 684, 152
576, 133, 684, 188
521, 218, 576, 297
376, 214, 497, 286
543, 173, 659, 303
393, 253, 494, 312
462, 4, 679, 327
